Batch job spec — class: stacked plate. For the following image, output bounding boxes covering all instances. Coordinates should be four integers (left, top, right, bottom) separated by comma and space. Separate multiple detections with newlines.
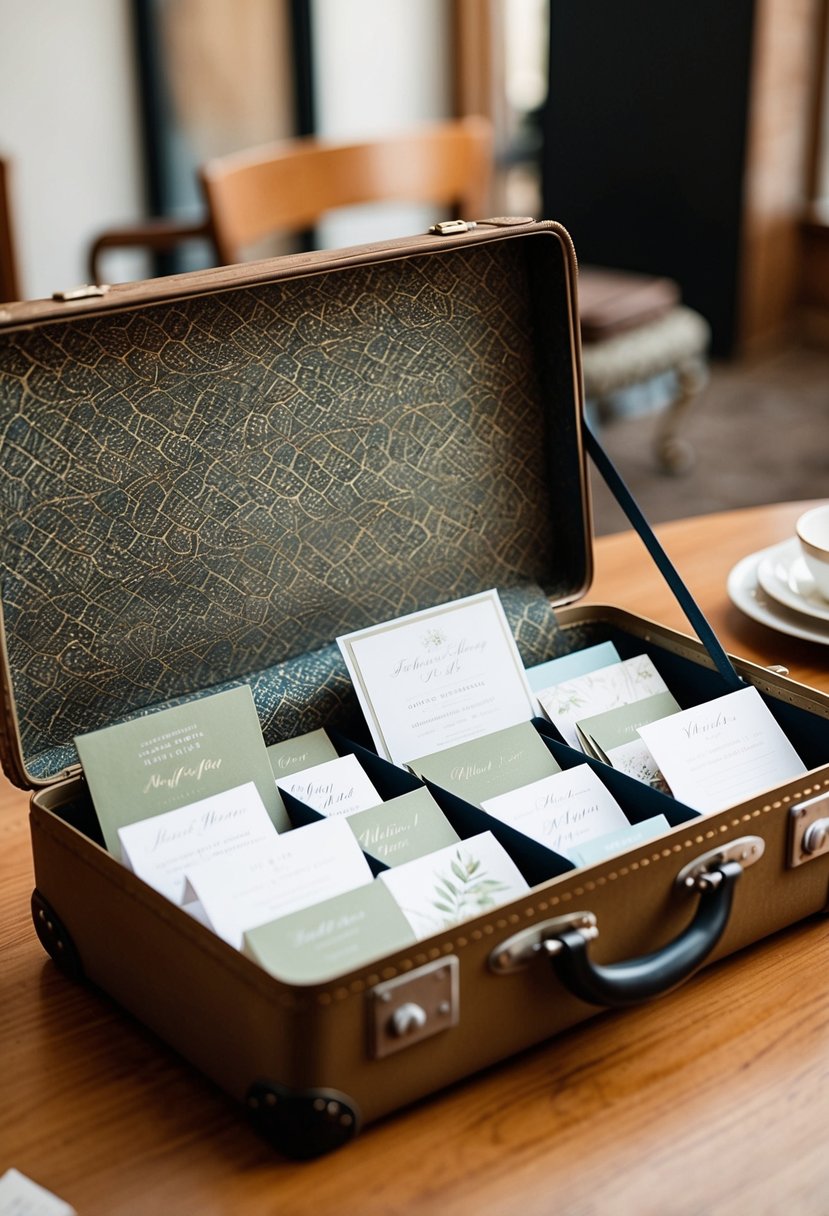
728, 537, 829, 644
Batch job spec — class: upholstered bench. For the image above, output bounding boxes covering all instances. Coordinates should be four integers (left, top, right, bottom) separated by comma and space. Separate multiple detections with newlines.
578, 267, 710, 474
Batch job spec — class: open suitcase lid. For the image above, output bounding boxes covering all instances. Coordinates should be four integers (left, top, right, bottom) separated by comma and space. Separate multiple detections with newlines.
0, 219, 591, 788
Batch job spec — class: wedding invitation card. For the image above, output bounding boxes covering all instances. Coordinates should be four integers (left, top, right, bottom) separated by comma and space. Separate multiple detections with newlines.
183, 816, 374, 947
407, 721, 560, 807
638, 686, 807, 814
536, 654, 670, 751
275, 752, 381, 817
345, 788, 460, 866
243, 882, 417, 983
337, 589, 536, 765
117, 781, 276, 903
481, 764, 630, 859
75, 685, 289, 859
378, 831, 529, 938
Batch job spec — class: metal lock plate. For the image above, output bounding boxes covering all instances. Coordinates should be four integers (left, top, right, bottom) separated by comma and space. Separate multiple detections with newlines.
369, 956, 459, 1059
789, 793, 829, 867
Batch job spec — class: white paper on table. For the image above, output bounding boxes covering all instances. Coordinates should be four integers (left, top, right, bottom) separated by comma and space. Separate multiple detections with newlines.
0, 1169, 76, 1216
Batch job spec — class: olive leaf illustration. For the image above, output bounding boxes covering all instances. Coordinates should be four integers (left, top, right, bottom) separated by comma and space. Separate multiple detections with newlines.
430, 848, 510, 923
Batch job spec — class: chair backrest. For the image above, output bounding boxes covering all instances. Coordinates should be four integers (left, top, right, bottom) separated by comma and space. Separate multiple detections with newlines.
199, 116, 493, 265
0, 157, 21, 303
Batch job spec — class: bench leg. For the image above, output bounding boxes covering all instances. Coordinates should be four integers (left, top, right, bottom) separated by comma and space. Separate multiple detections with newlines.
653, 356, 708, 474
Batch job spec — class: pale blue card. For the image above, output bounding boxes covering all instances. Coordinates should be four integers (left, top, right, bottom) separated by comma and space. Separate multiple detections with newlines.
526, 642, 621, 694
568, 813, 670, 867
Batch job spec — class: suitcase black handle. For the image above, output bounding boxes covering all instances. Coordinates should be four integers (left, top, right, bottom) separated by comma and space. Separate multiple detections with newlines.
548, 858, 743, 1008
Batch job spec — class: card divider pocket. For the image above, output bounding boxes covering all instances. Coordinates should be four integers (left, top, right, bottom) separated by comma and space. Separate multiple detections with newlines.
279, 730, 575, 885
548, 622, 829, 775
531, 717, 700, 828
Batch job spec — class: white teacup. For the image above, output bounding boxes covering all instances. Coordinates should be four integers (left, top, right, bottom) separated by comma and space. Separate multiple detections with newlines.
796, 504, 829, 599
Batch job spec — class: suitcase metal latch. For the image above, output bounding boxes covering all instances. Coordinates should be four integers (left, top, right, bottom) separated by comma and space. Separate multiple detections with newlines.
52, 283, 110, 301
789, 792, 829, 867
428, 219, 478, 235
369, 956, 459, 1059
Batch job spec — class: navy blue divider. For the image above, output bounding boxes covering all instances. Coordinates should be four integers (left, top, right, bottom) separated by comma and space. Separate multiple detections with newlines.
420, 778, 575, 886
531, 716, 700, 827
279, 786, 388, 876
282, 728, 573, 884
279, 729, 421, 875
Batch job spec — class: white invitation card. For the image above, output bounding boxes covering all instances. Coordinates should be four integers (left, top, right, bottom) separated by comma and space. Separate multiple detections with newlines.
638, 686, 807, 814
117, 781, 277, 904
337, 589, 536, 766
378, 831, 529, 939
481, 764, 629, 859
183, 816, 374, 947
275, 752, 381, 817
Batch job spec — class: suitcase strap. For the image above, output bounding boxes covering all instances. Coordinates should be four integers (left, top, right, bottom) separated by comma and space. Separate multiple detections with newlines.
584, 421, 744, 691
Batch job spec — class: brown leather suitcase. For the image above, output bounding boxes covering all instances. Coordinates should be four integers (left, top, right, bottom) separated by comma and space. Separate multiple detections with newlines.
2, 220, 829, 1160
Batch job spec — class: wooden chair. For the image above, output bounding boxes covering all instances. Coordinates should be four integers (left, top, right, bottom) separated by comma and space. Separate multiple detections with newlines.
88, 117, 493, 282
0, 157, 22, 303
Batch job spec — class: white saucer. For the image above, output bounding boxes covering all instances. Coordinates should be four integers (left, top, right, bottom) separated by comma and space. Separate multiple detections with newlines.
756, 537, 829, 623
727, 547, 829, 645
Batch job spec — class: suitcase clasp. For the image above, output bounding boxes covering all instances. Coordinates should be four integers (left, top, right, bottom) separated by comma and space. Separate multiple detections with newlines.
428, 219, 478, 235
789, 792, 829, 867
369, 957, 459, 1059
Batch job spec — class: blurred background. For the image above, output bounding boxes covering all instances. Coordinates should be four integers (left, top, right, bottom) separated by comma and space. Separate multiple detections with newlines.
1, 0, 828, 532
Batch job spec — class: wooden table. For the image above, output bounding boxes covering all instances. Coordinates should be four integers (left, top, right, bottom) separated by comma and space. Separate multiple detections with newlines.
3, 500, 829, 1216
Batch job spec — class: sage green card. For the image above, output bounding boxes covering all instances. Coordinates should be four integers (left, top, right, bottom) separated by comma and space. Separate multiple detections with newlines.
75, 685, 289, 859
576, 691, 682, 762
407, 721, 561, 807
266, 727, 339, 823
266, 728, 338, 779
346, 788, 460, 866
243, 881, 417, 983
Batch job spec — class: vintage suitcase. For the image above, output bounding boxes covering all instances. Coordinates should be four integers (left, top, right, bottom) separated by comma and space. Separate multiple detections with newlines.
2, 219, 829, 1160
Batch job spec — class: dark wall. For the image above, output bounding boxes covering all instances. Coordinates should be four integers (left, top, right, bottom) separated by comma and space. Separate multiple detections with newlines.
541, 1, 756, 355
